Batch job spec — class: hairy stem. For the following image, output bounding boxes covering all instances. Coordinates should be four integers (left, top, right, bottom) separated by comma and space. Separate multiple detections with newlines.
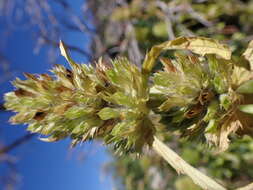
152, 136, 226, 190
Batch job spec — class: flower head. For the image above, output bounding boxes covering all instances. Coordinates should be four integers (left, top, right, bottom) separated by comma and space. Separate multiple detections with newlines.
4, 37, 253, 154
149, 37, 253, 151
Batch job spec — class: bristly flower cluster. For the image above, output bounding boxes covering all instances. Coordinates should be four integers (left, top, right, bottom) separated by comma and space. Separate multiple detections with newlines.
4, 37, 253, 154
4, 41, 159, 154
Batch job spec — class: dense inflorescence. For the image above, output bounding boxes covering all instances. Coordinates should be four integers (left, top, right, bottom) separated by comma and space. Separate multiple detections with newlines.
146, 37, 253, 152
4, 37, 253, 154
4, 41, 159, 153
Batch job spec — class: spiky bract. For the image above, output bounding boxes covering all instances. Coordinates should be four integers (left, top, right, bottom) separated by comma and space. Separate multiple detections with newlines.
4, 48, 159, 153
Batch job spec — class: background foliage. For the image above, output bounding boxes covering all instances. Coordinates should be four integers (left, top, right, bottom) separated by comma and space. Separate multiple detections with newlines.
89, 0, 253, 189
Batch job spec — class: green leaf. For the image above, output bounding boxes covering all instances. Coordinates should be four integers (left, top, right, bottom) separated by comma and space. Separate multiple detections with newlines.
98, 107, 120, 120
238, 104, 253, 114
236, 80, 253, 94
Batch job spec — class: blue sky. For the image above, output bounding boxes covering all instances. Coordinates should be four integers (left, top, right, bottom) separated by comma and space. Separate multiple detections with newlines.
0, 1, 114, 190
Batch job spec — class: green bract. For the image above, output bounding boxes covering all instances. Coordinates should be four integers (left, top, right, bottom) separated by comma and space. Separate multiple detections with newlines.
4, 37, 253, 154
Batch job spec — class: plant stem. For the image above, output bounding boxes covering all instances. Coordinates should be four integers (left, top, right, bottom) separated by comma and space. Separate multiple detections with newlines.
152, 136, 226, 190
236, 182, 253, 190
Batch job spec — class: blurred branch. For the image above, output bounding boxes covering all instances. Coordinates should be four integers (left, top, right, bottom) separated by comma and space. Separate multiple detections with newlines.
185, 4, 213, 27
0, 133, 35, 155
125, 23, 142, 67
0, 52, 10, 71
41, 34, 92, 60
156, 1, 175, 40
52, 0, 96, 35
1, 0, 95, 63
52, 0, 69, 8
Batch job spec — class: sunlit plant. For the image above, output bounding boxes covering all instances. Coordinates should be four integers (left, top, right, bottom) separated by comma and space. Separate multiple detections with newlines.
4, 37, 253, 190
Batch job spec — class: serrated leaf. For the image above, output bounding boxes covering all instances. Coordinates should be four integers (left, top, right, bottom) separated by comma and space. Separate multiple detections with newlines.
238, 104, 253, 114
143, 36, 231, 73
98, 107, 120, 120
236, 80, 253, 94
